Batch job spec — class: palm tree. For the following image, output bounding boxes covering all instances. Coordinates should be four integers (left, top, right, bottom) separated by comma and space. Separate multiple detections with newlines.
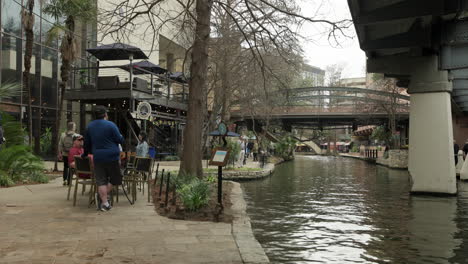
0, 83, 20, 99
21, 0, 35, 147
42, 0, 96, 170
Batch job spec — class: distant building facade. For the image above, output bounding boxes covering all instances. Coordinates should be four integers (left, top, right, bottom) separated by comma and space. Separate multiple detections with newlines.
340, 77, 366, 88
302, 64, 325, 87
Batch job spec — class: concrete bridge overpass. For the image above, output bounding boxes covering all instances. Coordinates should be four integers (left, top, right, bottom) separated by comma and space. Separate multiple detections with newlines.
348, 0, 468, 194
231, 86, 410, 129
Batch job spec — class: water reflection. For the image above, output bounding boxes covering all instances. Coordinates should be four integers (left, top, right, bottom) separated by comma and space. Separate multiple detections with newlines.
242, 156, 468, 263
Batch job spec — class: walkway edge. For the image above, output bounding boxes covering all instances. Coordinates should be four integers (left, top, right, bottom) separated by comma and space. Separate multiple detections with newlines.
229, 181, 270, 264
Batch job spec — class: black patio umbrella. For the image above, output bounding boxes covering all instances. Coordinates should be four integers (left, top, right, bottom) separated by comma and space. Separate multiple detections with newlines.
120, 60, 167, 75
169, 72, 188, 84
86, 43, 148, 61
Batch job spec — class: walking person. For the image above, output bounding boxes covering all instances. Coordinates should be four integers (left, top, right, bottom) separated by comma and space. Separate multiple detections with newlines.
247, 140, 254, 159
83, 106, 124, 211
252, 141, 259, 161
58, 122, 77, 186
237, 137, 245, 167
136, 132, 149, 157
463, 140, 468, 160
454, 140, 460, 165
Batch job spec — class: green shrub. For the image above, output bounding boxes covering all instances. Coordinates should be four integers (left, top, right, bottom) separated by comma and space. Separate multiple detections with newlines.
172, 171, 195, 189
351, 145, 359, 153
0, 145, 46, 186
274, 135, 297, 160
205, 175, 216, 183
0, 172, 14, 187
1, 112, 25, 147
40, 127, 53, 154
178, 177, 211, 211
163, 155, 180, 161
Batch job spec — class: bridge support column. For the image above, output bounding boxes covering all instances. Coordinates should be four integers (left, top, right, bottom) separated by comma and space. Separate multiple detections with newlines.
408, 56, 456, 195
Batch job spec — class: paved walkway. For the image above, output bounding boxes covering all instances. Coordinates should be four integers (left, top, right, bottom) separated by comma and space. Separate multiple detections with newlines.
0, 178, 251, 263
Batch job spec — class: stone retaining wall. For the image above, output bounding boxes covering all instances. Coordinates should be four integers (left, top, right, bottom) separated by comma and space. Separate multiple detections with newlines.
376, 150, 408, 169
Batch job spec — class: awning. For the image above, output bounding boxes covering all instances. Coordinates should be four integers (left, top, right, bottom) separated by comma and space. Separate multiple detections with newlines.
169, 72, 188, 84
86, 43, 148, 61
119, 60, 167, 75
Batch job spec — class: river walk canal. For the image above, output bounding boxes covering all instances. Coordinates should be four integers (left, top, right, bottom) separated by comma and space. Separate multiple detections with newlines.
241, 156, 468, 264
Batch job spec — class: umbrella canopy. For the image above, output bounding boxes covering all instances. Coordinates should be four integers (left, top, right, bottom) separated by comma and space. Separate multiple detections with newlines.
209, 131, 240, 137
120, 60, 167, 75
86, 43, 148, 61
169, 72, 188, 84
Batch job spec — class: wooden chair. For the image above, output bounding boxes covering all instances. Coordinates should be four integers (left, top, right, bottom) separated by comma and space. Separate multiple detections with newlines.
70, 156, 95, 207
126, 157, 154, 203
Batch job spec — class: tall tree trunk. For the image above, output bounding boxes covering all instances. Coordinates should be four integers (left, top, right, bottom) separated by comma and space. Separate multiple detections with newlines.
22, 0, 34, 147
180, 0, 213, 178
53, 16, 75, 171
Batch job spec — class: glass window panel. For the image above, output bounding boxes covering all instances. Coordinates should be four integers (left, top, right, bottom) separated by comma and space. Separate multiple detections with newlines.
41, 19, 58, 49
40, 107, 56, 155
41, 47, 58, 108
28, 44, 41, 106
1, 0, 22, 37
33, 13, 41, 42
1, 33, 22, 104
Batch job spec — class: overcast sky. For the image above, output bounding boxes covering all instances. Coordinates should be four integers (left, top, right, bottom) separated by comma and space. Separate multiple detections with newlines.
298, 0, 366, 78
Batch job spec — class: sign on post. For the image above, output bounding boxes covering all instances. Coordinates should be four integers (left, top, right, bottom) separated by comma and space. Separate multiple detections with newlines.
209, 147, 230, 167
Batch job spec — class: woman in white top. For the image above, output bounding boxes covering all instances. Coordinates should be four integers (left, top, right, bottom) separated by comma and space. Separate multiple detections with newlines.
136, 132, 149, 157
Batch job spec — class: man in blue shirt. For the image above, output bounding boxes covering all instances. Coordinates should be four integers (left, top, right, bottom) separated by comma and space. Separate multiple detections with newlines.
83, 105, 124, 211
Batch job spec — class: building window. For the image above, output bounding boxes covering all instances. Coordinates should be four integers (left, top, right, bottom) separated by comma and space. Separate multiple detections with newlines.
1, 33, 22, 104
1, 0, 22, 37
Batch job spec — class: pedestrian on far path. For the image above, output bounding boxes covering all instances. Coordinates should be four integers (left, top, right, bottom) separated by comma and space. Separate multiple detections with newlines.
252, 141, 259, 161
454, 140, 460, 165
463, 140, 468, 159
83, 106, 124, 212
58, 122, 77, 186
136, 132, 149, 157
247, 140, 254, 159
237, 137, 245, 167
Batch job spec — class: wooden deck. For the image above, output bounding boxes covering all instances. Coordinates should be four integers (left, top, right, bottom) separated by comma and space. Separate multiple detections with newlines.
64, 88, 188, 111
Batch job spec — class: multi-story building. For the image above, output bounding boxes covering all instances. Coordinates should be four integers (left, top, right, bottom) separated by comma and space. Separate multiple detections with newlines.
0, 0, 97, 155
340, 77, 366, 88
0, 0, 191, 155
302, 64, 325, 87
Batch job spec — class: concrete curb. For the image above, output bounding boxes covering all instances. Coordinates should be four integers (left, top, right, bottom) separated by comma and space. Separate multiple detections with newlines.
228, 181, 270, 264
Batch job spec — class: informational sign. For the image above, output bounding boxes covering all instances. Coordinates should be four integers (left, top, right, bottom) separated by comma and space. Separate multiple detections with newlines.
209, 147, 230, 166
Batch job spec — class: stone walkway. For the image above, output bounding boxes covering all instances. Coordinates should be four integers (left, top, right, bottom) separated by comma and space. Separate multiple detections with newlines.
0, 178, 268, 263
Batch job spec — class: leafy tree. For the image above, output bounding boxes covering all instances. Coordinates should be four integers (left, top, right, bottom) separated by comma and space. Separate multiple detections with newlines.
370, 125, 391, 144
100, 0, 352, 177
